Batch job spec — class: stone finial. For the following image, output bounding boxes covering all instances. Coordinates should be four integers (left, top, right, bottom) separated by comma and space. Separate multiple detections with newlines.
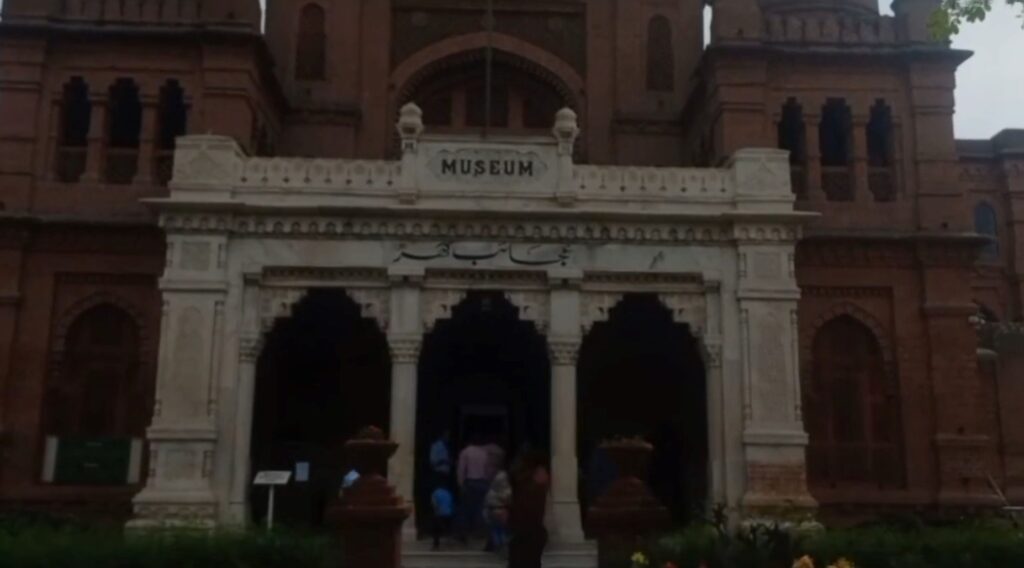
553, 107, 580, 156
397, 102, 424, 151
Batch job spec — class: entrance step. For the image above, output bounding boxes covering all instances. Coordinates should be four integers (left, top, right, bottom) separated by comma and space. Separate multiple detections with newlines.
402, 542, 597, 568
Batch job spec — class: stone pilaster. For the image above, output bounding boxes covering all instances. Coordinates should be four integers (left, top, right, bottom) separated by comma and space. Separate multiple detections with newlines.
730, 149, 816, 513
131, 139, 239, 528
225, 277, 263, 526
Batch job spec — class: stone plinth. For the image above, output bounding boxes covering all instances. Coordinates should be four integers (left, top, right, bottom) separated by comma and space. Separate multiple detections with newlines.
587, 438, 671, 568
335, 426, 411, 568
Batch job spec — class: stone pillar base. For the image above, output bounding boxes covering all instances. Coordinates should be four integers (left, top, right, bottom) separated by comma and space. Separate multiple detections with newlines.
550, 499, 585, 543
128, 490, 218, 530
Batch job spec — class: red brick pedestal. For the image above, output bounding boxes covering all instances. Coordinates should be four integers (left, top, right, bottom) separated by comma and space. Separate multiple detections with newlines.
335, 427, 411, 568
588, 438, 671, 568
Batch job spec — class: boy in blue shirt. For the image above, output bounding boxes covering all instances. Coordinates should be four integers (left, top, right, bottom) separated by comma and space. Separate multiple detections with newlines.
430, 480, 455, 551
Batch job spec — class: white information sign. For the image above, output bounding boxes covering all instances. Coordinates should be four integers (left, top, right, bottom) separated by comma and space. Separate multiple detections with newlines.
254, 471, 292, 486
253, 471, 292, 531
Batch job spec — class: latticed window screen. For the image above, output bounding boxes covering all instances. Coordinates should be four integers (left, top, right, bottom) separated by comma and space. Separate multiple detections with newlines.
646, 15, 675, 92
806, 316, 905, 489
296, 3, 327, 80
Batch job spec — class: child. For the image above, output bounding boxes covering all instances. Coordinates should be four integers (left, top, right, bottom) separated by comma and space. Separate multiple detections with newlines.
430, 480, 455, 551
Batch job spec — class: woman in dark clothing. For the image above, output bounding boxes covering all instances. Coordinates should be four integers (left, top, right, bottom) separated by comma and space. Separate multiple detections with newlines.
508, 450, 550, 568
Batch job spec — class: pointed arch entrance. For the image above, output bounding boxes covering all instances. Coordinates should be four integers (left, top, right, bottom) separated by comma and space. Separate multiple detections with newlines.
414, 290, 551, 530
577, 294, 708, 525
249, 289, 391, 529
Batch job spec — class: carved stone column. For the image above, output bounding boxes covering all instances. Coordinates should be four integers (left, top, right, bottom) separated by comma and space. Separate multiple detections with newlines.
549, 338, 585, 543
388, 335, 421, 513
547, 271, 585, 542
387, 268, 423, 539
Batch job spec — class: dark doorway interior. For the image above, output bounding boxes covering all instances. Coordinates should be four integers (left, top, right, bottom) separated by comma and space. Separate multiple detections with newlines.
250, 289, 391, 529
577, 294, 708, 525
414, 291, 550, 531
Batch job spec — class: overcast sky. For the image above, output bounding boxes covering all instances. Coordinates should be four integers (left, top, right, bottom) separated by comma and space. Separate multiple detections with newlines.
1, 0, 1019, 139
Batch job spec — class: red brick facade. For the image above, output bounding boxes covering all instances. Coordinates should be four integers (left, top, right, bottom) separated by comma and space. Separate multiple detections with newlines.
0, 0, 1022, 521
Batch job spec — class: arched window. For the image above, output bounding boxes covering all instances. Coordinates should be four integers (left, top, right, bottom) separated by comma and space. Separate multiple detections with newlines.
778, 98, 807, 198
646, 15, 675, 92
106, 78, 142, 184
820, 98, 853, 201
975, 202, 999, 259
56, 77, 91, 183
867, 100, 896, 202
805, 315, 904, 490
409, 54, 568, 135
156, 80, 188, 185
295, 3, 327, 81
46, 305, 143, 438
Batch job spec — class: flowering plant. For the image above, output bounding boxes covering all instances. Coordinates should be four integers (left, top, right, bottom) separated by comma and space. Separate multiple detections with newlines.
630, 551, 650, 568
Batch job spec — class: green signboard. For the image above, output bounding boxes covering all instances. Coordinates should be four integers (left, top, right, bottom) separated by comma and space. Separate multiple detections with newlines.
52, 437, 133, 485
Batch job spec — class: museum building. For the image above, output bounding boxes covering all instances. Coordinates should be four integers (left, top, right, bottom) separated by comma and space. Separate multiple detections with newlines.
1, 0, 1023, 540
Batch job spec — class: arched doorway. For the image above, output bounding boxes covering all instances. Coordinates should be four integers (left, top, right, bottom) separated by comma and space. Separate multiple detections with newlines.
577, 294, 708, 525
249, 289, 391, 529
414, 291, 551, 530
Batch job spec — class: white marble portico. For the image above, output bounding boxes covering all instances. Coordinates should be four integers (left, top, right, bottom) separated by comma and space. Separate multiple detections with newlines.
130, 106, 817, 536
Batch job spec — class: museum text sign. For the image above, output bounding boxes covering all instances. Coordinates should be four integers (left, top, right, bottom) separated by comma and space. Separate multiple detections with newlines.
428, 148, 548, 184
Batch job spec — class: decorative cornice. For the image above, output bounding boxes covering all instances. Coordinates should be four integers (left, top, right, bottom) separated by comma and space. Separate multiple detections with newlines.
160, 213, 806, 247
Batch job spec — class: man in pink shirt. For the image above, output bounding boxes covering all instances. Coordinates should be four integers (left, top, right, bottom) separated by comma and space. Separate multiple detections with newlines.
456, 434, 491, 540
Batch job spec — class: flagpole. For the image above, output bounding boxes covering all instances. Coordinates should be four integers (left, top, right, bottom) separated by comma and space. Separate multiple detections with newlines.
483, 0, 494, 139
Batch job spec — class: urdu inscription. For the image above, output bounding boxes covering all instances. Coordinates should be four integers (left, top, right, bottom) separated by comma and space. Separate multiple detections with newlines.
394, 242, 571, 267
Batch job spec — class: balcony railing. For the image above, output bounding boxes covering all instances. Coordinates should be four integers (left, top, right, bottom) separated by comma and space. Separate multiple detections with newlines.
822, 166, 854, 202
55, 147, 87, 183
105, 148, 139, 185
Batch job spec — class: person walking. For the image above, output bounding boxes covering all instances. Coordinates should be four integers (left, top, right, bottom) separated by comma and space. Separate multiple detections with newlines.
430, 430, 453, 479
456, 433, 491, 541
484, 466, 512, 554
508, 450, 550, 568
430, 478, 455, 551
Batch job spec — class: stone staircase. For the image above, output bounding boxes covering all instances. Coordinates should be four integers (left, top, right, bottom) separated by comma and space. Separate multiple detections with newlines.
402, 541, 597, 568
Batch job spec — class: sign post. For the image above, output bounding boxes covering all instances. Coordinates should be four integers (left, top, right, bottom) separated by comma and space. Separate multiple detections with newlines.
253, 471, 292, 531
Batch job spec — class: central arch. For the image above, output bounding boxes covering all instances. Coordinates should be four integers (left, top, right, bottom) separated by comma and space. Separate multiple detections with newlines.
577, 294, 709, 526
413, 290, 551, 531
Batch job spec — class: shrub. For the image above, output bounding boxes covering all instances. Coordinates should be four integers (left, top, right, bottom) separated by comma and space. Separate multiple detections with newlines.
0, 519, 342, 568
649, 519, 1024, 568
